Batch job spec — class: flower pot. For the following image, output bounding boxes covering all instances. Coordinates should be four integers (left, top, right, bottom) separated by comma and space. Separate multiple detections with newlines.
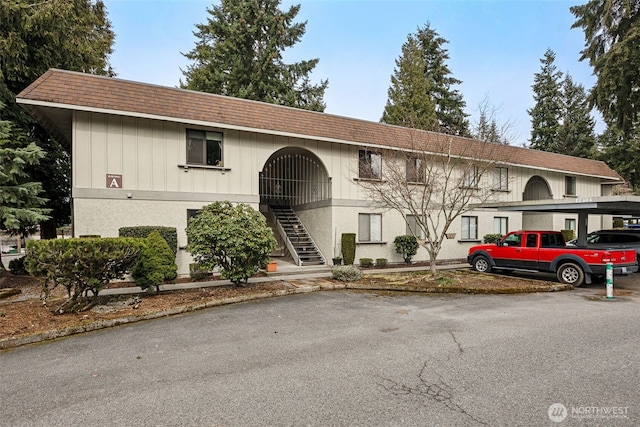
266, 261, 278, 272
332, 257, 342, 266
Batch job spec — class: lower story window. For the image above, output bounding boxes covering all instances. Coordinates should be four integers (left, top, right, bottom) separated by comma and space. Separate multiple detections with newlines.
406, 215, 426, 239
359, 213, 382, 242
461, 216, 478, 240
494, 217, 508, 235
565, 218, 576, 231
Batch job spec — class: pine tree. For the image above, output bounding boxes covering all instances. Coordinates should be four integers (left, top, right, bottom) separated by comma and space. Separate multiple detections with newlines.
528, 49, 563, 152
414, 24, 470, 136
0, 0, 114, 238
556, 75, 597, 158
597, 125, 640, 190
571, 0, 640, 137
381, 37, 438, 130
0, 107, 50, 273
181, 0, 328, 112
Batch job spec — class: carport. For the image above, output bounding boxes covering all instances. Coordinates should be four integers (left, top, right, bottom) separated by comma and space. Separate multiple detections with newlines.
485, 195, 640, 245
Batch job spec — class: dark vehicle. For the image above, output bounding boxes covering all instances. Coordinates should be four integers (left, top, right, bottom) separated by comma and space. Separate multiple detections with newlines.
568, 229, 640, 259
468, 230, 638, 287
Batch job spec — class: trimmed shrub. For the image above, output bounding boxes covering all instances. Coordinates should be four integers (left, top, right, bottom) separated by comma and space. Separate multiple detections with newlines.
483, 233, 504, 244
119, 226, 178, 255
8, 256, 27, 275
186, 201, 276, 284
132, 230, 178, 293
561, 229, 575, 243
394, 235, 419, 264
375, 258, 388, 268
25, 237, 142, 313
331, 264, 363, 282
341, 233, 356, 265
359, 258, 373, 268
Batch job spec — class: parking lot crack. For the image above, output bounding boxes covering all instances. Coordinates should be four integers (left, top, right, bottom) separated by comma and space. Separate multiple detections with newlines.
377, 361, 488, 426
450, 331, 464, 354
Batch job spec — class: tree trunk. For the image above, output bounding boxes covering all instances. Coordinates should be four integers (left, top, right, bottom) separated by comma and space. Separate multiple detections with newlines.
40, 219, 57, 239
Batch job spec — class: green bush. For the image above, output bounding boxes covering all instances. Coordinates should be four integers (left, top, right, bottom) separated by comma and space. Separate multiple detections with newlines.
394, 235, 419, 264
132, 230, 177, 293
561, 229, 575, 242
359, 258, 373, 268
189, 263, 208, 281
375, 258, 388, 268
8, 256, 27, 275
25, 237, 142, 313
483, 233, 504, 244
341, 233, 356, 265
331, 264, 363, 282
119, 226, 178, 255
186, 201, 276, 285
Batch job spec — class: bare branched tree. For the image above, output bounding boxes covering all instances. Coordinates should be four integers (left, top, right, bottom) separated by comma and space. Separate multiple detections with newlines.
356, 128, 506, 275
471, 95, 519, 146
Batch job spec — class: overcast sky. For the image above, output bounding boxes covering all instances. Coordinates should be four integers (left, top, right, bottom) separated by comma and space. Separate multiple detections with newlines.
103, 0, 599, 146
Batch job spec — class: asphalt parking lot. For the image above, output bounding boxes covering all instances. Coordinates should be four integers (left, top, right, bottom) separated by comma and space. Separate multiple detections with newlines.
1, 284, 638, 426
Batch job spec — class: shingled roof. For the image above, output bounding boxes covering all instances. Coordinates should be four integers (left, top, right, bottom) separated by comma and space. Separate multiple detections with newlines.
17, 69, 621, 181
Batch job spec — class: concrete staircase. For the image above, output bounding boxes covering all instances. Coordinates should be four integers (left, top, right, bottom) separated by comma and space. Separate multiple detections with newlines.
270, 205, 325, 266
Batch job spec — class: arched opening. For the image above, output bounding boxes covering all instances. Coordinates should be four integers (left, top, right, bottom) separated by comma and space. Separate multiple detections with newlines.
259, 147, 331, 206
523, 176, 553, 201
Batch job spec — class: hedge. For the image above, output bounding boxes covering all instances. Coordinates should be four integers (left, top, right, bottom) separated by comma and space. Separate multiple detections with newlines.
119, 226, 178, 255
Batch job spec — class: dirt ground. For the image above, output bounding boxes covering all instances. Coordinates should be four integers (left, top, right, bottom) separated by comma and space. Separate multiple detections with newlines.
0, 269, 567, 344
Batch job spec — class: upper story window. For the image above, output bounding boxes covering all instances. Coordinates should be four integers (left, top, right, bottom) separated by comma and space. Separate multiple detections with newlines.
461, 164, 478, 188
187, 129, 223, 167
565, 176, 576, 196
359, 149, 382, 180
406, 158, 425, 183
493, 167, 508, 191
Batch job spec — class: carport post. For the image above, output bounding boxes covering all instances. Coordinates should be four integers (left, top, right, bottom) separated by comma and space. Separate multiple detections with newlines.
606, 262, 614, 299
576, 211, 589, 246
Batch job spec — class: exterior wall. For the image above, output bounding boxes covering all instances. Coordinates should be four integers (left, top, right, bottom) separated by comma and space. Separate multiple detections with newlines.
71, 110, 613, 274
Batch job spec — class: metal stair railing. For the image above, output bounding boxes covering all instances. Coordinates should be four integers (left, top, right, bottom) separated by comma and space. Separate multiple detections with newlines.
271, 206, 325, 266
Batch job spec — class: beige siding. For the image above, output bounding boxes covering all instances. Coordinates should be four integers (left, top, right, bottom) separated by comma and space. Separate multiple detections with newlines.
71, 111, 614, 274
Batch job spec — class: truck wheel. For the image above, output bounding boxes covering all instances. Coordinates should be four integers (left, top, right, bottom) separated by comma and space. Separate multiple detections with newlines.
557, 263, 584, 286
472, 255, 492, 273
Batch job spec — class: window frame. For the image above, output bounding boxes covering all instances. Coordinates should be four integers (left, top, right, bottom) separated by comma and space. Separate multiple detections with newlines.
406, 214, 426, 239
493, 216, 508, 235
186, 129, 224, 167
358, 213, 383, 242
493, 167, 509, 191
461, 216, 478, 240
461, 164, 479, 188
564, 218, 576, 231
358, 149, 382, 180
406, 157, 426, 183
565, 176, 577, 196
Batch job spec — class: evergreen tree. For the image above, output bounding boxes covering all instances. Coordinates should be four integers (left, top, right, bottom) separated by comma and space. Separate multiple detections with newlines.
0, 0, 115, 238
414, 24, 470, 136
597, 125, 640, 190
571, 0, 640, 137
381, 37, 438, 130
556, 75, 597, 158
0, 107, 50, 260
182, 0, 328, 112
528, 49, 563, 152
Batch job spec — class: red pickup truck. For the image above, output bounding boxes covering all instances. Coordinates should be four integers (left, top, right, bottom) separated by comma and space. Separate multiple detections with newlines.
467, 230, 638, 286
